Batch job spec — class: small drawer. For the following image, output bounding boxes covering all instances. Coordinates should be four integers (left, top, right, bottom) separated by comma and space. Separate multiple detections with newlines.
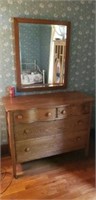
37, 108, 56, 121
57, 103, 90, 119
57, 105, 70, 118
14, 108, 56, 123
13, 109, 37, 123
70, 103, 90, 115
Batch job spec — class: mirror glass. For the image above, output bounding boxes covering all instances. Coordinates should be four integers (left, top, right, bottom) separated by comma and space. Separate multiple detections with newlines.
13, 18, 71, 91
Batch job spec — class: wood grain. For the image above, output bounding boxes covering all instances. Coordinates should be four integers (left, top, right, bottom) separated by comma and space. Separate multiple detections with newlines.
14, 115, 89, 141
2, 91, 93, 112
2, 92, 94, 177
16, 132, 87, 163
1, 143, 95, 200
13, 108, 56, 124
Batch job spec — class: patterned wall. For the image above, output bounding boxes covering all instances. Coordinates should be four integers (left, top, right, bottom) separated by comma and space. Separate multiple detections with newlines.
20, 24, 41, 70
0, 0, 95, 144
20, 23, 51, 80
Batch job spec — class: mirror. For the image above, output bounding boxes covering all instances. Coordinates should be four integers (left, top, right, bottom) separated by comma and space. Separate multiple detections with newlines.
13, 18, 71, 92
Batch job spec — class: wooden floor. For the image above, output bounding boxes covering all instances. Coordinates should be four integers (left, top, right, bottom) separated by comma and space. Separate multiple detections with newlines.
0, 136, 95, 200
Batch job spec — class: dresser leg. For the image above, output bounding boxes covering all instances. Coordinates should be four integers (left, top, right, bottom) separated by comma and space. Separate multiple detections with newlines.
14, 174, 18, 179
13, 163, 17, 178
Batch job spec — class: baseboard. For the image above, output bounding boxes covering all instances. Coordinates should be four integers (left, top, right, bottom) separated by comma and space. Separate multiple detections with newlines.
1, 144, 10, 157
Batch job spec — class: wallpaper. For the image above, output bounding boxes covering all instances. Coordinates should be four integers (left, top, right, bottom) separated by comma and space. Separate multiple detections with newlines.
20, 23, 51, 80
0, 0, 95, 144
20, 24, 41, 71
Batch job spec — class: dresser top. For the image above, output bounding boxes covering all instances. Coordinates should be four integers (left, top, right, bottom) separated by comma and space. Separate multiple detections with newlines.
2, 91, 93, 112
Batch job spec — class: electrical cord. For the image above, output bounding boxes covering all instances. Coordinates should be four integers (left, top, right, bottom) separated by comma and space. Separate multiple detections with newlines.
0, 168, 13, 194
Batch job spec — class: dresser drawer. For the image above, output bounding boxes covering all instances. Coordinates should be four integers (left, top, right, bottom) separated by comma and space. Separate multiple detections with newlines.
16, 132, 87, 163
16, 135, 64, 163
14, 115, 90, 141
57, 103, 90, 119
15, 121, 60, 141
13, 108, 56, 123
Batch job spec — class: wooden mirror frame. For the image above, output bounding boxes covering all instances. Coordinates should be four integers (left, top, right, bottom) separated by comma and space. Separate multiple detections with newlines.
13, 17, 71, 92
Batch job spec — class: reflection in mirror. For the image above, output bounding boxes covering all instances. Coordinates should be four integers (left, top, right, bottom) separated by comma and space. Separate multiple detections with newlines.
19, 23, 67, 86
48, 25, 67, 85
19, 23, 51, 86
13, 18, 71, 91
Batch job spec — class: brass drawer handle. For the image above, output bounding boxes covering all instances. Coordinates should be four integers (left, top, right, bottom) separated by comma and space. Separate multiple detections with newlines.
24, 147, 30, 152
17, 115, 23, 119
62, 110, 66, 114
24, 129, 30, 135
47, 112, 52, 117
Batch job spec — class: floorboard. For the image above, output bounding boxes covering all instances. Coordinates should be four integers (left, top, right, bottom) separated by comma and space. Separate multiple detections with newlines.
0, 135, 95, 199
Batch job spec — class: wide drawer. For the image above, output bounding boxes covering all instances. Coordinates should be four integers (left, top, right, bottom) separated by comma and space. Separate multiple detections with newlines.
16, 132, 87, 163
13, 108, 56, 123
57, 103, 90, 119
14, 115, 90, 141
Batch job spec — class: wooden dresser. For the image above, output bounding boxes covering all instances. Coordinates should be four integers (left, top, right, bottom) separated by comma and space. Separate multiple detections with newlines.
2, 91, 93, 177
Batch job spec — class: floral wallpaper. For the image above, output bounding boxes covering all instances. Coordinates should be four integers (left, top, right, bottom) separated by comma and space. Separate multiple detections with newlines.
20, 23, 51, 79
0, 0, 95, 144
20, 24, 41, 71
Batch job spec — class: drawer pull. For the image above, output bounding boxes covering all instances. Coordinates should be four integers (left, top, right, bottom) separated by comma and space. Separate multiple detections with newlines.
17, 115, 23, 119
62, 110, 66, 115
25, 147, 30, 152
24, 129, 30, 135
47, 112, 52, 117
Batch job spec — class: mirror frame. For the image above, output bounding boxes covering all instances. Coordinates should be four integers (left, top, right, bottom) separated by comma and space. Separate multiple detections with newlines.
13, 17, 71, 92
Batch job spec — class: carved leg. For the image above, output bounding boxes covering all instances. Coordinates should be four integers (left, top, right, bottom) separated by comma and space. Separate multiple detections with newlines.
12, 160, 17, 178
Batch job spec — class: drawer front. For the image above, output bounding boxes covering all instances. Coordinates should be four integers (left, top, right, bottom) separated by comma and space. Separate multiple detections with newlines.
13, 108, 56, 123
57, 103, 90, 119
16, 132, 87, 163
14, 115, 90, 141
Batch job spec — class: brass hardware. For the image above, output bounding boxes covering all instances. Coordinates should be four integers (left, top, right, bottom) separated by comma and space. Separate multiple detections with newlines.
25, 147, 30, 152
62, 110, 66, 114
17, 115, 23, 119
47, 112, 52, 117
24, 129, 30, 135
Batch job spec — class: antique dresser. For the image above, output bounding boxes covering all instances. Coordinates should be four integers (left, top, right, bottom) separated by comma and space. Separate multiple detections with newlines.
3, 91, 93, 177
